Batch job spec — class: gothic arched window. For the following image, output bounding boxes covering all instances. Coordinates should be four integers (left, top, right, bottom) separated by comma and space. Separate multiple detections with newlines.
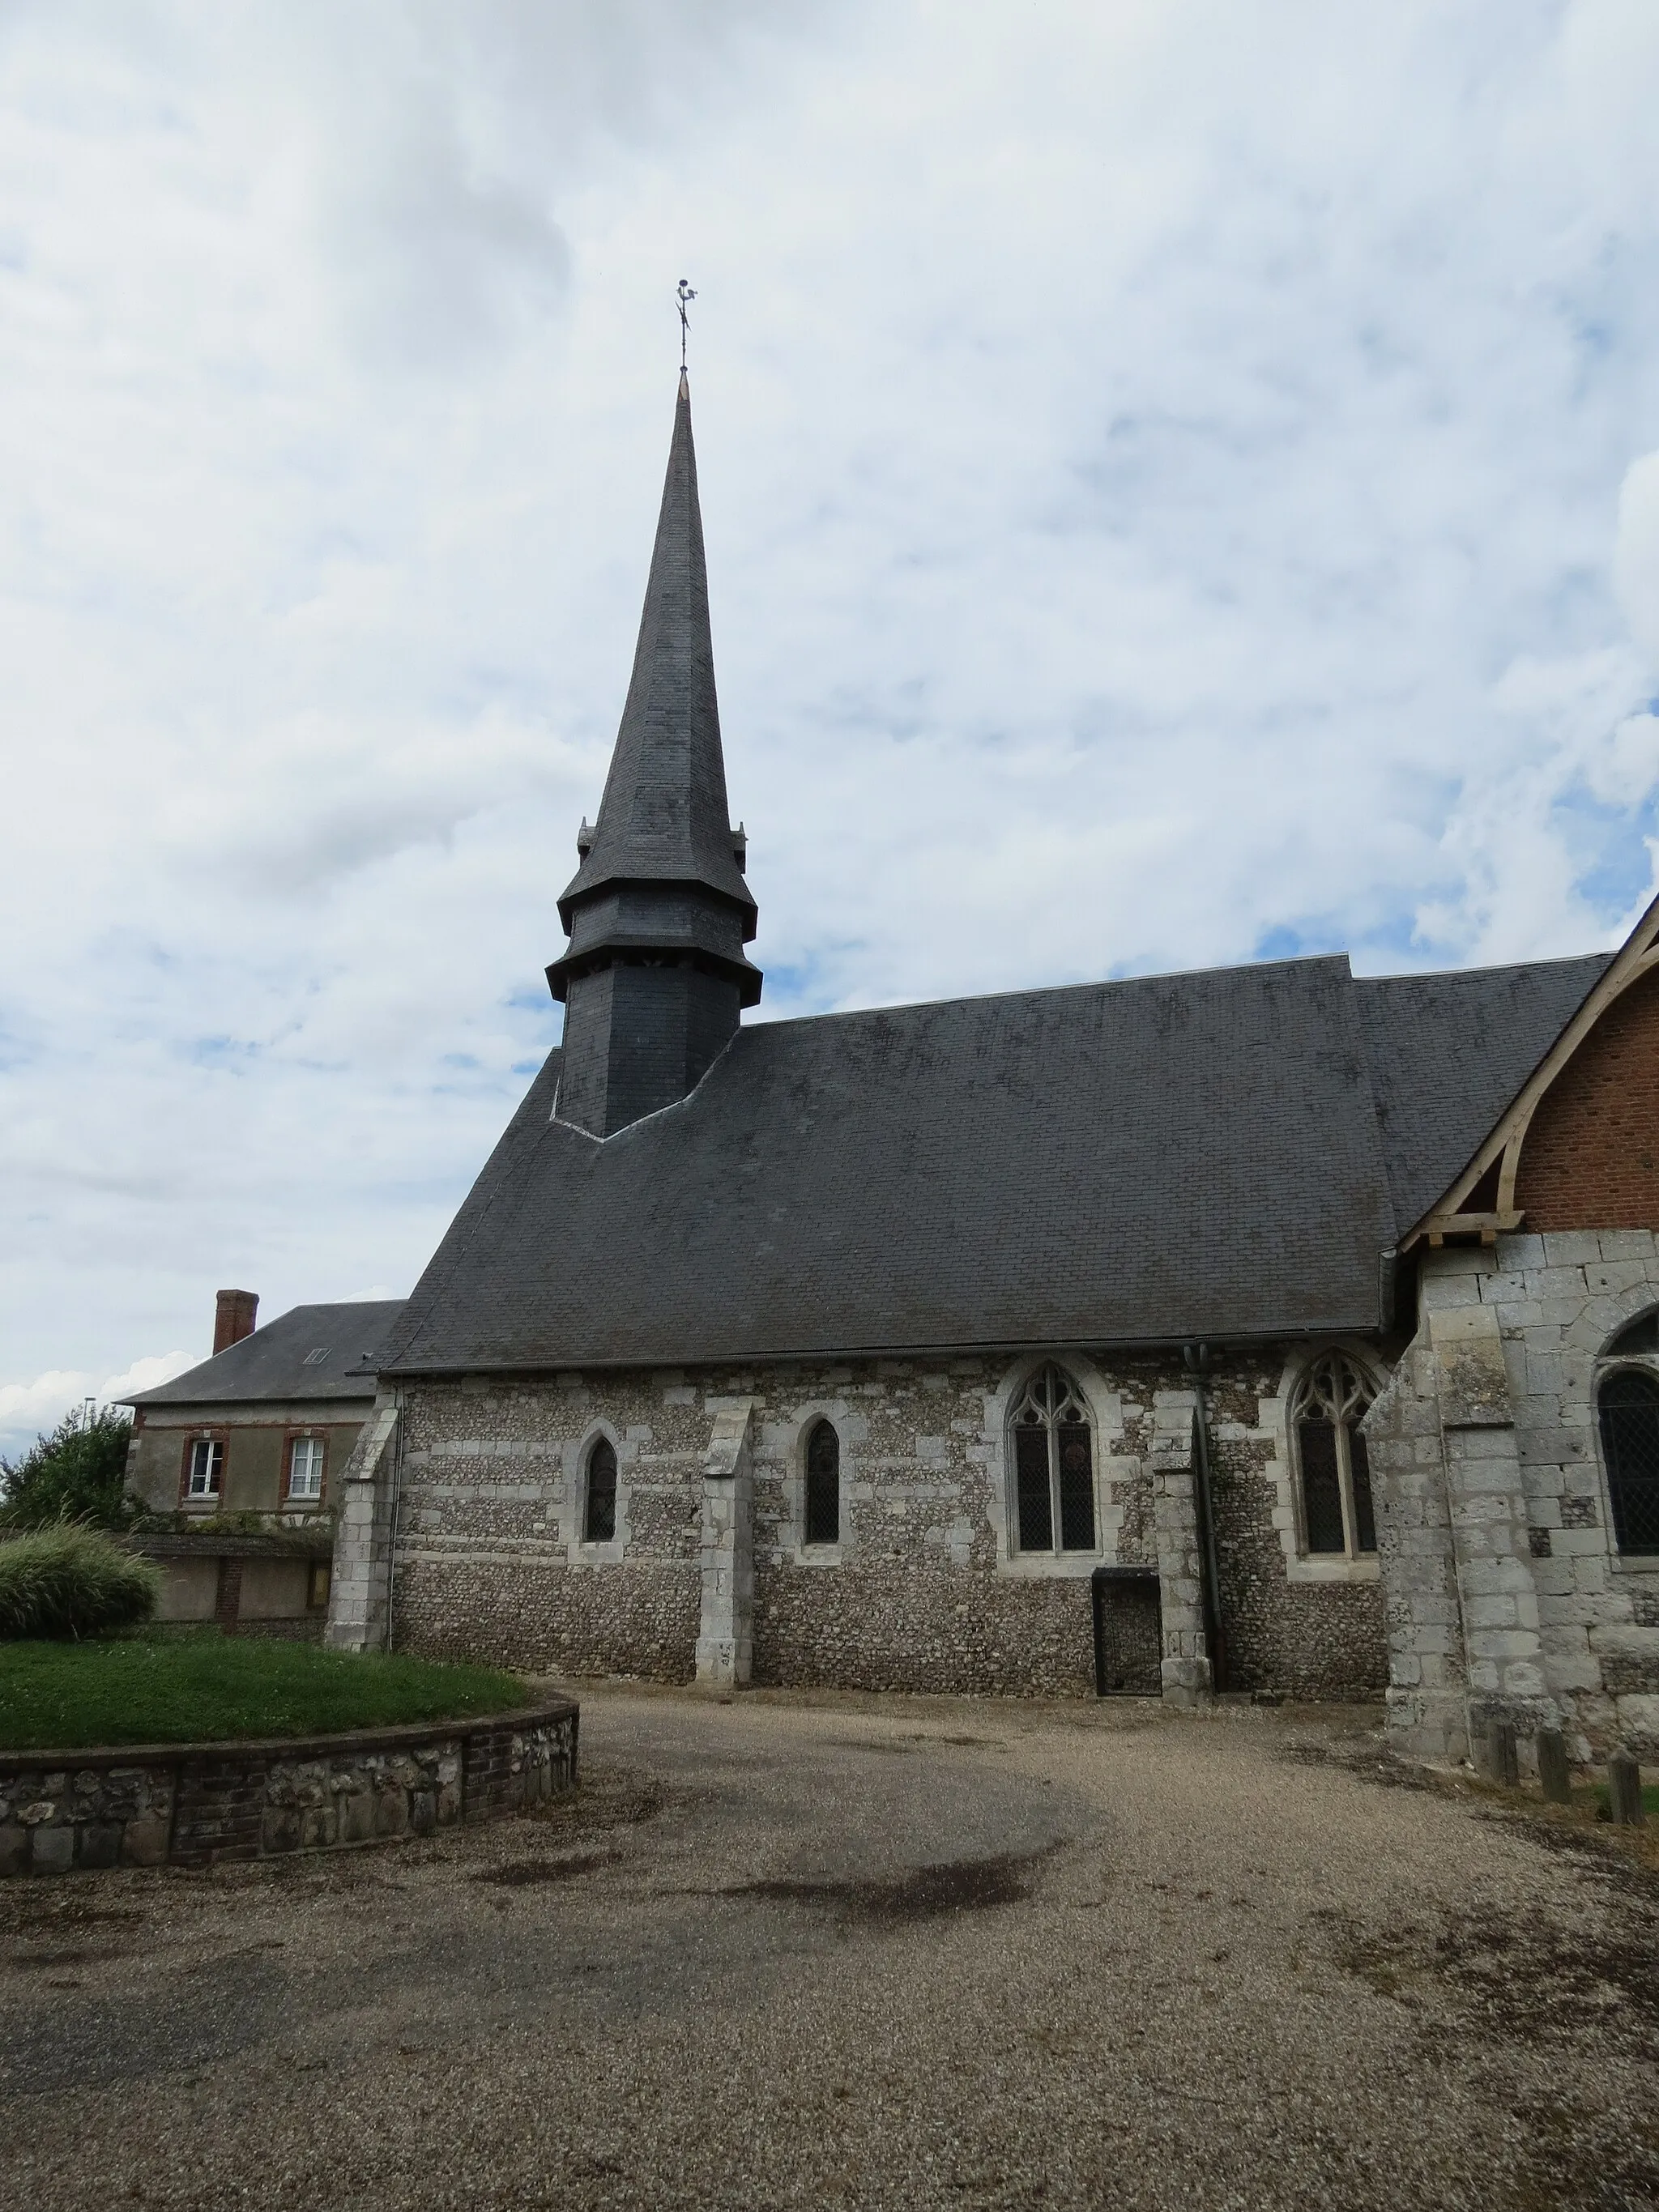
1009, 1366, 1095, 1555
584, 1437, 617, 1545
804, 1420, 840, 1545
1600, 1370, 1659, 1556
1291, 1354, 1377, 1558
1609, 1310, 1659, 1357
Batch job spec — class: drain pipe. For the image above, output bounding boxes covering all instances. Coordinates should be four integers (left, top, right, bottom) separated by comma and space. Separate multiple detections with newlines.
1182, 1343, 1229, 1694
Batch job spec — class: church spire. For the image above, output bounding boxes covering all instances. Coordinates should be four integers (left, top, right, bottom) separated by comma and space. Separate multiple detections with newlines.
548, 373, 761, 1139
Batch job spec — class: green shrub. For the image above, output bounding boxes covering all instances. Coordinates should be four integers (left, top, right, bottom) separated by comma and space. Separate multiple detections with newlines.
0, 1526, 160, 1640
0, 1404, 141, 1532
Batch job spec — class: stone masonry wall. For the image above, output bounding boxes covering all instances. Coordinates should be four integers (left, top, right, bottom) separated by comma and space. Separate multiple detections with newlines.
1205, 1365, 1389, 1701
390, 1349, 1388, 1700
1372, 1231, 1659, 1762
0, 1762, 174, 1876
0, 1703, 578, 1877
391, 1370, 706, 1677
1462, 1231, 1659, 1754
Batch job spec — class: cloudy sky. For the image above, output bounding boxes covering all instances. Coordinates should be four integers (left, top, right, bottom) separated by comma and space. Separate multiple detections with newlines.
3, 0, 1659, 1451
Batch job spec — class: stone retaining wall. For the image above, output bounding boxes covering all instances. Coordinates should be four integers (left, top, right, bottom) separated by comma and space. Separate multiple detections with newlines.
0, 1698, 578, 1877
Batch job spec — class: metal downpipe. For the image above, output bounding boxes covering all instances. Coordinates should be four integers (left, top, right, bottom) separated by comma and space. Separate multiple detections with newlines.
1183, 1342, 1229, 1694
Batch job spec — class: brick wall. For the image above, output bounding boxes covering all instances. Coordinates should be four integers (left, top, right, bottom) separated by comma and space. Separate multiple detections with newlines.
1516, 965, 1659, 1231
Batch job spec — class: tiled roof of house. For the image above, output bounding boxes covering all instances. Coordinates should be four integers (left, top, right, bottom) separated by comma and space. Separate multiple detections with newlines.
126, 1301, 405, 1408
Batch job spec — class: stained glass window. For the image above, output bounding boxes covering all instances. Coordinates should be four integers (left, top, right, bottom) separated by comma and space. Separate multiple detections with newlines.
1008, 1367, 1094, 1555
1291, 1354, 1378, 1558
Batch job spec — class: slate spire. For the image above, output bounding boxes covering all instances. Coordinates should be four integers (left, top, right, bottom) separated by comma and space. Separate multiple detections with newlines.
548, 373, 761, 1139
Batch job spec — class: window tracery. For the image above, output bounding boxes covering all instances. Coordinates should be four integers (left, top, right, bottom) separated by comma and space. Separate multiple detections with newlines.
1291, 1353, 1377, 1558
1009, 1366, 1095, 1555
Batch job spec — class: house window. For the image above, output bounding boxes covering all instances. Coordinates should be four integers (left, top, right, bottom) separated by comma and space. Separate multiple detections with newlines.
1009, 1366, 1095, 1554
584, 1438, 618, 1544
288, 1435, 325, 1502
804, 1420, 840, 1545
186, 1437, 223, 1499
1292, 1353, 1377, 1557
1599, 1370, 1659, 1556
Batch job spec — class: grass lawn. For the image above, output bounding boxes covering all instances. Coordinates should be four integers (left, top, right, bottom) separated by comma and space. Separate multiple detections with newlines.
0, 1633, 533, 1753
1589, 1779, 1659, 1819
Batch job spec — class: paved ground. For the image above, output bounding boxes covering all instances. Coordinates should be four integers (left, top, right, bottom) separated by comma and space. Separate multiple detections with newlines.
6, 1687, 1659, 2211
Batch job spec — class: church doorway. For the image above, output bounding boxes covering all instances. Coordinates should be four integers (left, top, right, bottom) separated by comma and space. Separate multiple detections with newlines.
1091, 1566, 1162, 1696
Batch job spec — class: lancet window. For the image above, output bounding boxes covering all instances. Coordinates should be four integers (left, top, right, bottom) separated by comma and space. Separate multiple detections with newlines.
804, 1420, 841, 1545
584, 1437, 618, 1545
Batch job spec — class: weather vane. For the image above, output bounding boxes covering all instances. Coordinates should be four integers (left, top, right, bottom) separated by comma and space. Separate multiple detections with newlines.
676, 278, 697, 373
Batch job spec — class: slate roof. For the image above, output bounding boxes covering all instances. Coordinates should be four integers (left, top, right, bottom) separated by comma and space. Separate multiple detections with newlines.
126, 1301, 405, 1409
556, 374, 754, 935
375, 946, 1614, 1375
1355, 953, 1612, 1234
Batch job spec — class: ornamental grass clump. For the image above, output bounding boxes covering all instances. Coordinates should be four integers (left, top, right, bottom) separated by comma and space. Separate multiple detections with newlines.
0, 1525, 159, 1640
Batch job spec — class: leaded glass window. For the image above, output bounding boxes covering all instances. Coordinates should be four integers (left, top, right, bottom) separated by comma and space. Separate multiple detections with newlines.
1601, 1370, 1659, 1556
584, 1438, 617, 1544
804, 1420, 840, 1545
1291, 1354, 1378, 1558
1009, 1366, 1095, 1555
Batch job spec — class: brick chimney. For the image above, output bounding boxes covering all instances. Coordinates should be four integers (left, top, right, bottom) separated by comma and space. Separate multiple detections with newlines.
213, 1289, 259, 1355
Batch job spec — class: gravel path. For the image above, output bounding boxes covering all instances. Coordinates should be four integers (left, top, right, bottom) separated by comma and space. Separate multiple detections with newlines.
5, 1686, 1659, 2210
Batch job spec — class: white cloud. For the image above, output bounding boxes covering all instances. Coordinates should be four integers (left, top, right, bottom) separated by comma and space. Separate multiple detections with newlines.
0, 1353, 193, 1461
100, 1353, 196, 1404
2, 0, 1659, 1396
1615, 450, 1659, 671
0, 1372, 99, 1445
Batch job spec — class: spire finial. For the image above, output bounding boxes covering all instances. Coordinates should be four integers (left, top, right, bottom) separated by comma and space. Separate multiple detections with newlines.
676, 278, 697, 373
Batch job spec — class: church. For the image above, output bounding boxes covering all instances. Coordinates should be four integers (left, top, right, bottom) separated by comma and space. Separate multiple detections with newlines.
327, 373, 1659, 1768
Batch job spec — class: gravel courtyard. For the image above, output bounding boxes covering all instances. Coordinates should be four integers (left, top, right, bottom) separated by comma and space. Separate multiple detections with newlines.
5, 1686, 1659, 2211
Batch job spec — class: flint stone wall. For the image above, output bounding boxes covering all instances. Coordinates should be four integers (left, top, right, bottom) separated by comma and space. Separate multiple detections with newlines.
388, 1351, 1388, 1700
0, 1699, 578, 1877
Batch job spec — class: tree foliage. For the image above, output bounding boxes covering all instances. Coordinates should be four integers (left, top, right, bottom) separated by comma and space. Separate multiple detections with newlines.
0, 1404, 141, 1532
